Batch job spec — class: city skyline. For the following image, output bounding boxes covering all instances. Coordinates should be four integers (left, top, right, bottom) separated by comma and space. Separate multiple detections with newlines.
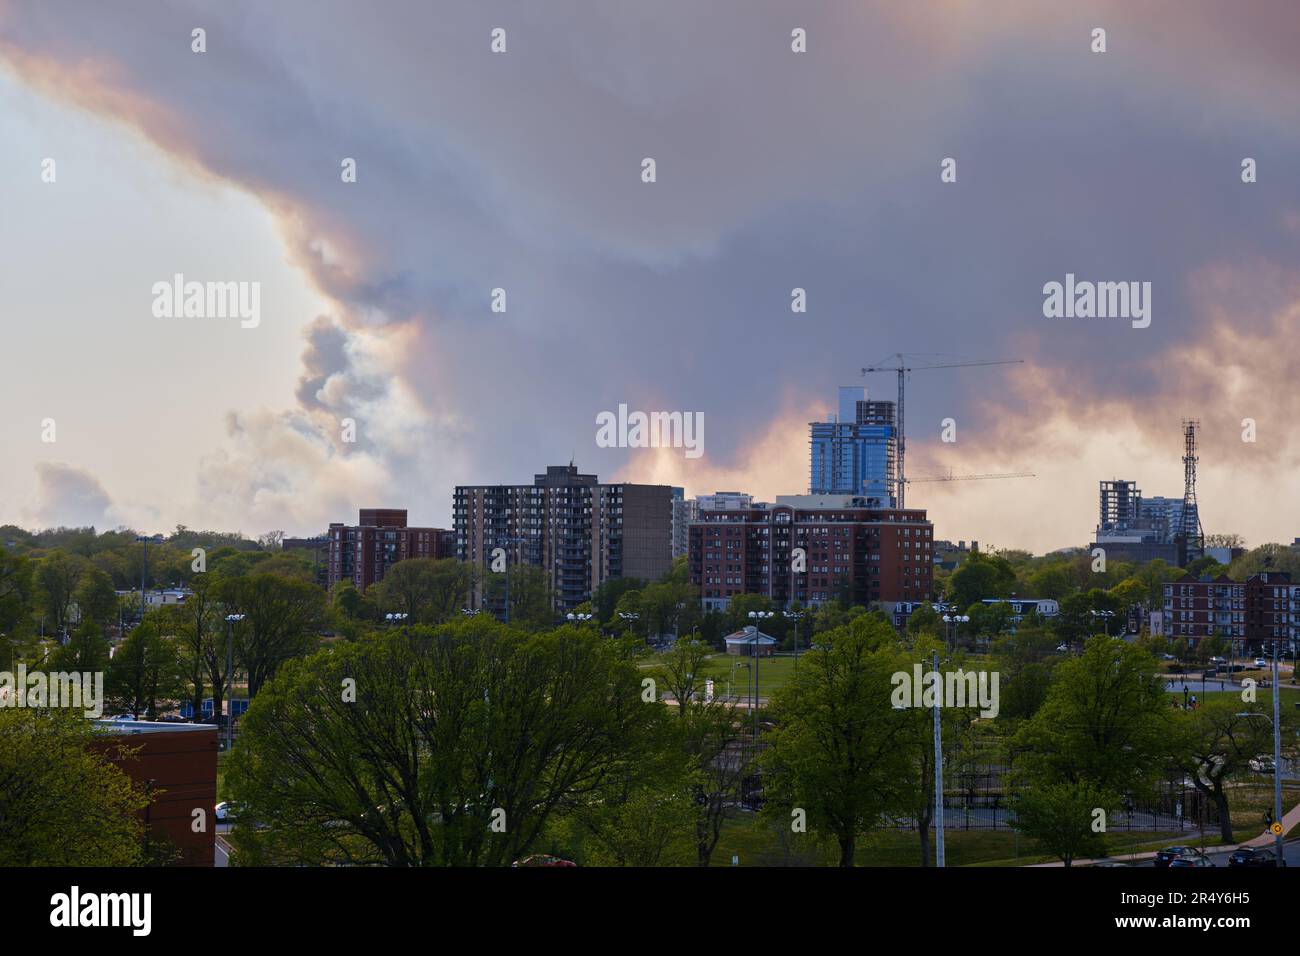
3, 1, 1300, 554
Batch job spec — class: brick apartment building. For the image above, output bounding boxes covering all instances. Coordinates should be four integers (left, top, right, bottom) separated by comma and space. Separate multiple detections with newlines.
688, 494, 934, 611
454, 464, 674, 615
1161, 571, 1300, 654
327, 509, 455, 591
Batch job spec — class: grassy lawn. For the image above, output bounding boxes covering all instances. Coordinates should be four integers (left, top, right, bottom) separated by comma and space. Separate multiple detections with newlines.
709, 812, 1188, 867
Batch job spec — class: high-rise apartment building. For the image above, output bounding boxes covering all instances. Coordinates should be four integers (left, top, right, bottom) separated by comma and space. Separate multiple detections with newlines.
809, 386, 896, 506
454, 464, 673, 615
327, 509, 455, 591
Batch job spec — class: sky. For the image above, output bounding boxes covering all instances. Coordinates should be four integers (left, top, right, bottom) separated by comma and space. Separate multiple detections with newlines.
1, 0, 1298, 554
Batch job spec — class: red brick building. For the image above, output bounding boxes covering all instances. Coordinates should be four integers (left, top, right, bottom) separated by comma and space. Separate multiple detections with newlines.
1161, 571, 1298, 654
689, 495, 933, 610
92, 720, 218, 867
328, 509, 455, 591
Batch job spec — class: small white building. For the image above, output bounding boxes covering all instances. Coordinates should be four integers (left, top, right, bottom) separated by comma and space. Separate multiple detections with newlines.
724, 626, 778, 657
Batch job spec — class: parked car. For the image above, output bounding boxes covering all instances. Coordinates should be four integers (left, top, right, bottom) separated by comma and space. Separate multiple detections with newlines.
1161, 653, 1177, 661
1254, 658, 1268, 667
1249, 755, 1276, 773
1169, 854, 1214, 868
1156, 845, 1207, 867
1228, 847, 1276, 867
215, 801, 246, 822
1210, 656, 1228, 665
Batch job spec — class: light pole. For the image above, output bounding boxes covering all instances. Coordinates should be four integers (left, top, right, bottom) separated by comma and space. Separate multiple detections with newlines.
134, 534, 163, 622
223, 613, 244, 754
942, 614, 969, 652
783, 609, 804, 670
748, 611, 775, 750
932, 649, 945, 867
493, 535, 528, 624
384, 612, 408, 627
566, 612, 594, 627
1090, 609, 1115, 637
618, 611, 640, 640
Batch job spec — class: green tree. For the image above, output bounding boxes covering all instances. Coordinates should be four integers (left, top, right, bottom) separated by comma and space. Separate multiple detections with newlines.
374, 558, 475, 625
227, 620, 665, 866
1011, 780, 1118, 867
0, 709, 148, 865
221, 572, 325, 697
35, 551, 87, 635
946, 551, 1015, 609
761, 617, 911, 866
482, 564, 554, 630
74, 566, 118, 626
108, 619, 183, 719
1171, 699, 1287, 842
1012, 636, 1172, 802
47, 621, 112, 673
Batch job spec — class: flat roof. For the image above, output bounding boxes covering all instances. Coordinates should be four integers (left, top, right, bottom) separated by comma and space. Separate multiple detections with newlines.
94, 718, 216, 735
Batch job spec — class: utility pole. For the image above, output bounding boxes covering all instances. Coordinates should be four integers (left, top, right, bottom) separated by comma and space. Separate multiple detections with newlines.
1272, 641, 1285, 865
933, 650, 945, 867
224, 614, 244, 753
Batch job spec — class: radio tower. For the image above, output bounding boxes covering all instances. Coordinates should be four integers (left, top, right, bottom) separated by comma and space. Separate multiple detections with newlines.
1178, 419, 1205, 564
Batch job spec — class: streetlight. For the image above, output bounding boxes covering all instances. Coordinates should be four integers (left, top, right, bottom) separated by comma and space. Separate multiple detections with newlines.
618, 611, 640, 635
1090, 609, 1115, 636
134, 534, 164, 623
223, 614, 245, 754
460, 608, 481, 618
942, 614, 970, 652
1236, 640, 1287, 866
566, 612, 593, 624
384, 612, 408, 626
747, 611, 775, 750
493, 535, 528, 624
783, 609, 805, 670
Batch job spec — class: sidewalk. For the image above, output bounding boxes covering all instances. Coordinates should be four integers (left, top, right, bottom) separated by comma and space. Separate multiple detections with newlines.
1030, 799, 1300, 867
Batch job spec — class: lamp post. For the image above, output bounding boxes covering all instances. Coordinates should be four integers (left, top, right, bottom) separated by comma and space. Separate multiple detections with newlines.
134, 534, 163, 623
493, 535, 528, 624
942, 614, 969, 652
932, 649, 945, 867
223, 614, 244, 754
1237, 642, 1286, 866
783, 609, 804, 670
618, 611, 640, 640
1090, 609, 1115, 637
748, 611, 775, 750
384, 612, 408, 627
566, 612, 594, 628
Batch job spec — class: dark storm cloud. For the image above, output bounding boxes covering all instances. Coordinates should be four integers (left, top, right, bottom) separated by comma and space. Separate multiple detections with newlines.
2, 0, 1298, 538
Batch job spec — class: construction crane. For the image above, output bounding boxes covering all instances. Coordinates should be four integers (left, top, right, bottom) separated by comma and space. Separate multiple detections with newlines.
909, 471, 1036, 483
861, 354, 1025, 508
